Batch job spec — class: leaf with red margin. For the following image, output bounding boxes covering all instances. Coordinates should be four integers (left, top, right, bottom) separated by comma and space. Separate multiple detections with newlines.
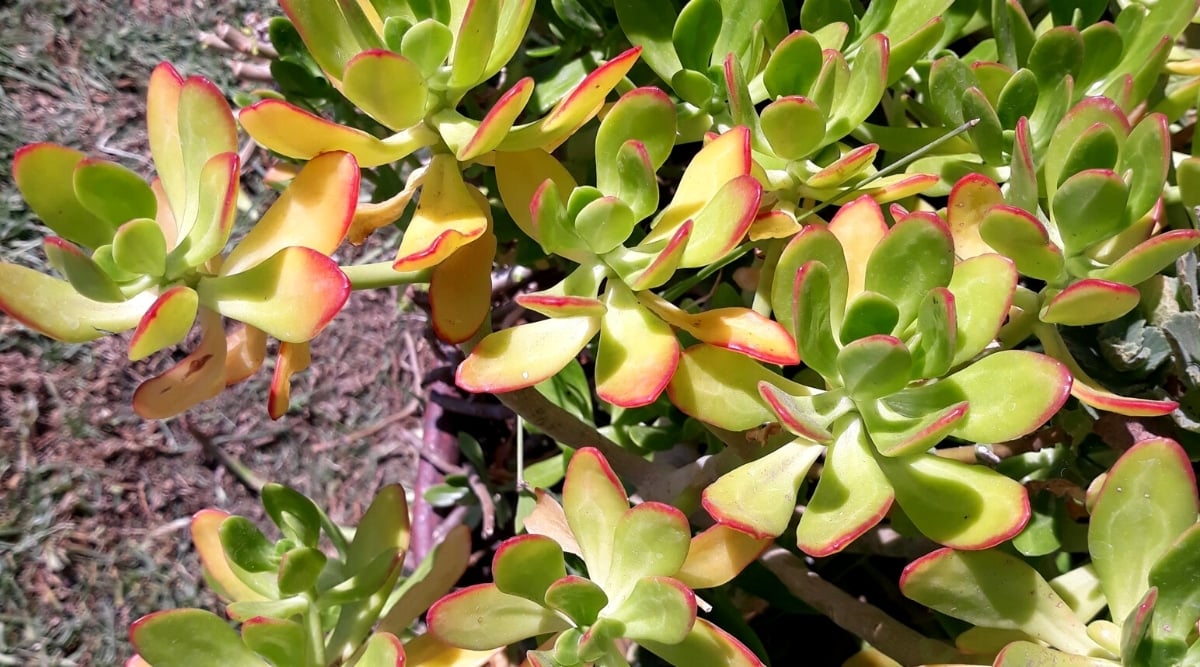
863, 213, 955, 331
1040, 279, 1139, 326
826, 33, 889, 141
759, 382, 851, 443
190, 508, 269, 603
350, 165, 426, 246
595, 87, 676, 193
1051, 169, 1129, 258
13, 144, 116, 249
147, 63, 186, 221
222, 151, 359, 275
130, 609, 267, 667
790, 261, 840, 380
492, 534, 567, 603
523, 490, 581, 556
1089, 438, 1199, 624
494, 149, 576, 241
0, 263, 152, 342
224, 325, 267, 386
177, 75, 238, 225
356, 632, 406, 667
748, 210, 800, 242
72, 158, 158, 229
198, 247, 350, 343
402, 633, 497, 667
606, 503, 692, 603
129, 286, 198, 361
606, 221, 691, 291
393, 155, 488, 272
980, 204, 1066, 282
650, 127, 751, 237
1122, 113, 1170, 225
277, 0, 375, 80
562, 448, 630, 591
860, 400, 968, 457
516, 294, 606, 318
863, 173, 938, 203
133, 308, 227, 419
676, 173, 761, 268
910, 286, 957, 379
151, 178, 179, 251
431, 229, 497, 344
437, 77, 534, 161
268, 341, 311, 420
806, 144, 879, 189
1007, 117, 1038, 213
240, 617, 307, 667
668, 344, 819, 432
677, 525, 771, 590
772, 224, 849, 338
378, 524, 474, 637
1036, 323, 1178, 416
342, 50, 427, 131
500, 48, 642, 152
605, 576, 696, 645
428, 584, 571, 651
170, 152, 239, 271
1094, 229, 1200, 287
947, 254, 1018, 367
760, 96, 825, 161
946, 173, 1004, 261
43, 236, 126, 302
901, 549, 1100, 656
457, 315, 601, 393
640, 617, 766, 667
993, 641, 1108, 666
704, 439, 824, 539
879, 453, 1030, 550
1044, 97, 1129, 204
239, 100, 434, 168
885, 350, 1071, 443
639, 291, 798, 365
596, 283, 679, 408
828, 195, 887, 300
797, 418, 894, 556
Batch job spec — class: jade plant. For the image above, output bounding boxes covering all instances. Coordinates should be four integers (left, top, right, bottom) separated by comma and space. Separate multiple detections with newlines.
4, 0, 1200, 665
901, 437, 1200, 666
128, 483, 488, 667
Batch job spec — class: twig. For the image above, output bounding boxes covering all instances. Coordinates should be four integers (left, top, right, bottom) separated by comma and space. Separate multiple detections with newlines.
180, 418, 266, 494
759, 548, 972, 667
310, 402, 420, 453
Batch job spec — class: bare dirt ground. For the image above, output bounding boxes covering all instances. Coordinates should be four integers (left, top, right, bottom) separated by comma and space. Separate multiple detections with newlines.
0, 2, 429, 663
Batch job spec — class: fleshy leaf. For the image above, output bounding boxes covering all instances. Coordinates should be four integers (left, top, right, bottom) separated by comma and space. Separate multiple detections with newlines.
807, 144, 879, 189
910, 287, 957, 379
797, 418, 893, 556
979, 205, 1065, 282
239, 100, 434, 168
241, 617, 308, 667
668, 344, 816, 432
132, 308, 227, 419
493, 534, 567, 603
128, 286, 199, 361
393, 155, 488, 271
651, 127, 751, 237
901, 549, 1101, 656
268, 341, 310, 419
828, 195, 887, 300
113, 217, 168, 277
378, 523, 473, 636
1094, 230, 1200, 287
761, 97, 826, 161
1146, 523, 1200, 663
946, 254, 1017, 366
446, 77, 535, 161
169, 152, 240, 272
199, 247, 350, 343
879, 454, 1030, 549
130, 609, 267, 667
595, 87, 676, 194
13, 143, 117, 248
191, 509, 268, 603
224, 325, 268, 385
0, 263, 149, 341
638, 291, 798, 365
457, 315, 600, 393
861, 400, 968, 457
606, 503, 691, 600
596, 282, 679, 408
342, 50, 427, 131
1040, 279, 1139, 326
544, 576, 608, 626
677, 174, 761, 268
356, 632, 406, 667
494, 149, 576, 240
640, 618, 765, 667
764, 31, 822, 98
1089, 438, 1199, 624
1051, 169, 1129, 257
773, 225, 849, 338
430, 229, 496, 344
704, 439, 824, 539
759, 382, 849, 443
677, 525, 771, 590
428, 584, 571, 650
221, 151, 359, 276
562, 447, 629, 592
43, 237, 126, 302
448, 0, 499, 90
826, 33, 888, 140
73, 158, 158, 229
605, 576, 696, 644
863, 213, 954, 330
1037, 324, 1178, 417
836, 335, 912, 401
790, 261, 840, 379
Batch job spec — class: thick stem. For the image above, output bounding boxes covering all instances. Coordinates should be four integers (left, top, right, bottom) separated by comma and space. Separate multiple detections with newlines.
342, 262, 432, 290
759, 547, 973, 667
410, 378, 462, 565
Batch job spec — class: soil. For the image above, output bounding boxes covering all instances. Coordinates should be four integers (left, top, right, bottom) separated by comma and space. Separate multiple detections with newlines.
0, 2, 430, 663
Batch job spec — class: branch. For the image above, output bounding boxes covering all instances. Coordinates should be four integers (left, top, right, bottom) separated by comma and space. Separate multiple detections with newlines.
759, 547, 974, 667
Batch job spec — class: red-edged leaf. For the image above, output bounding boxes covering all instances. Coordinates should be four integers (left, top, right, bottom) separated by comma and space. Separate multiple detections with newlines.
639, 292, 798, 365
132, 308, 227, 419
129, 286, 199, 361
268, 341, 311, 420
457, 316, 600, 393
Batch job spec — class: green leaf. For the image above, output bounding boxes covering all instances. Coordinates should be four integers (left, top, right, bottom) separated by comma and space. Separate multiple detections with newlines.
595, 87, 676, 195
1121, 113, 1170, 225
261, 484, 324, 549
860, 399, 967, 457
1040, 280, 1140, 326
1058, 123, 1121, 184
1089, 438, 1199, 624
826, 34, 888, 140
887, 17, 945, 85
1044, 96, 1128, 203
763, 31, 822, 99
943, 251, 1015, 366
563, 447, 629, 591
1103, 0, 1197, 98
1007, 118, 1038, 212
613, 0, 682, 81
773, 226, 849, 338
928, 55, 976, 126
401, 19, 453, 78
879, 454, 1030, 549
1146, 523, 1200, 664
712, 0, 775, 69
219, 516, 278, 574
127, 286, 199, 362
1052, 169, 1130, 256
279, 0, 370, 79
980, 205, 1066, 282
534, 359, 594, 426
673, 0, 721, 71
705, 439, 824, 539
864, 214, 954, 330
606, 502, 691, 600
42, 238, 126, 302
791, 262, 841, 380
797, 418, 893, 556
901, 549, 1100, 655
355, 633, 406, 667
611, 140, 660, 221
574, 197, 635, 255
839, 291, 900, 344
493, 534, 567, 603
800, 0, 854, 33
640, 618, 764, 667
760, 96, 826, 161
112, 218, 167, 277
836, 335, 912, 400
73, 159, 157, 229
342, 50, 427, 130
13, 143, 117, 248
277, 547, 327, 595
130, 609, 267, 667
552, 0, 601, 33
320, 548, 403, 607
605, 576, 696, 644
1027, 26, 1083, 91
995, 67, 1038, 130
241, 617, 308, 667
1078, 21, 1123, 91
962, 87, 1004, 164
448, 0, 498, 90
544, 575, 609, 626
429, 584, 571, 650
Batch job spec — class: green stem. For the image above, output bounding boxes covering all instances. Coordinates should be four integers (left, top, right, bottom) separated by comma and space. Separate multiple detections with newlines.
341, 262, 432, 290
304, 596, 326, 667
